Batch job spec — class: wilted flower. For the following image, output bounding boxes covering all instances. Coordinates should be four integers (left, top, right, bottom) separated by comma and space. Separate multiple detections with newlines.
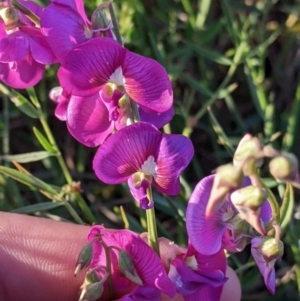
251, 237, 284, 294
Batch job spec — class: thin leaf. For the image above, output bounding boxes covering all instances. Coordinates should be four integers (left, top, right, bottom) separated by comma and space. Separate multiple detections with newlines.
12, 202, 63, 214
280, 184, 294, 230
188, 42, 233, 65
0, 84, 40, 118
0, 151, 55, 163
26, 87, 40, 108
33, 127, 57, 153
0, 166, 59, 195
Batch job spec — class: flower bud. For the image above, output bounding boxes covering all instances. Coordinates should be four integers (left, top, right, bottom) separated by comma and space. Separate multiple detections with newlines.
269, 153, 299, 183
256, 237, 284, 262
233, 134, 263, 175
205, 164, 244, 216
231, 186, 267, 235
118, 250, 143, 285
91, 8, 110, 31
84, 269, 101, 285
0, 7, 19, 31
75, 242, 93, 276
79, 282, 104, 301
231, 186, 267, 209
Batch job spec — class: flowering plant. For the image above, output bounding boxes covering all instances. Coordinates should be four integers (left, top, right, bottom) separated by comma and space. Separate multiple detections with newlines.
0, 0, 299, 300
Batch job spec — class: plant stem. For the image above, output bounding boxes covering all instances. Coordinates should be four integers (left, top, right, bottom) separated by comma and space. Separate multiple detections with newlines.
146, 187, 160, 256
38, 115, 96, 224
109, 1, 159, 255
108, 1, 122, 45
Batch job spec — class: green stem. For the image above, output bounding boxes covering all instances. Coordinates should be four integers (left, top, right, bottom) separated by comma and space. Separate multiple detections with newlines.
100, 240, 114, 300
146, 187, 160, 256
38, 116, 96, 224
108, 1, 122, 45
108, 1, 159, 256
11, 0, 40, 26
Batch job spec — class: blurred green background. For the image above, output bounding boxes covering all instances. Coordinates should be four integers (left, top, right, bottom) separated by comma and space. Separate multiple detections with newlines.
1, 0, 300, 300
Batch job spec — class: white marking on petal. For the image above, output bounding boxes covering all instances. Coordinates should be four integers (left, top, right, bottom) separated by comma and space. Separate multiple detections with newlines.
141, 156, 157, 176
185, 255, 198, 270
109, 66, 125, 86
222, 206, 234, 222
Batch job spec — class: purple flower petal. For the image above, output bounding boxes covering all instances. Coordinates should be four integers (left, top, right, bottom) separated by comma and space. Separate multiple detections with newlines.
251, 237, 276, 294
51, 0, 89, 23
154, 133, 194, 195
186, 175, 228, 255
58, 38, 126, 96
0, 58, 44, 89
184, 286, 224, 301
123, 51, 173, 112
67, 94, 113, 147
260, 200, 272, 223
121, 285, 161, 301
93, 122, 162, 184
87, 226, 176, 297
139, 105, 174, 128
41, 3, 91, 62
20, 26, 56, 64
0, 31, 29, 62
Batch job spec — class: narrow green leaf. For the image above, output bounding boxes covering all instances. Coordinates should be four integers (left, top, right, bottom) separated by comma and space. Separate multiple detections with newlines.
180, 73, 213, 97
12, 202, 63, 214
0, 151, 54, 163
220, 0, 239, 46
0, 166, 58, 195
0, 84, 40, 118
26, 87, 40, 108
33, 127, 57, 153
280, 184, 294, 230
188, 42, 233, 65
207, 107, 234, 154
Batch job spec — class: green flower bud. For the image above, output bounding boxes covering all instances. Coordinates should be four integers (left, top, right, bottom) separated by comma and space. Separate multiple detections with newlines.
259, 237, 284, 262
118, 250, 143, 285
75, 242, 93, 276
231, 186, 267, 235
91, 8, 110, 30
233, 134, 263, 175
205, 164, 244, 216
79, 282, 104, 301
231, 186, 267, 209
85, 269, 101, 285
269, 153, 299, 183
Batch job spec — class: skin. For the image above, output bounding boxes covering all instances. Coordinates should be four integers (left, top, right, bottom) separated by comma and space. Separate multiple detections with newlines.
0, 212, 241, 301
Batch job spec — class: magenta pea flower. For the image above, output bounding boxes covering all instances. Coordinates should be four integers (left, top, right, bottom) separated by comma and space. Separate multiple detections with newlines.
87, 225, 176, 300
58, 37, 173, 114
41, 0, 93, 63
49, 86, 174, 147
168, 243, 227, 301
186, 175, 272, 255
0, 1, 56, 88
251, 237, 284, 294
93, 122, 194, 209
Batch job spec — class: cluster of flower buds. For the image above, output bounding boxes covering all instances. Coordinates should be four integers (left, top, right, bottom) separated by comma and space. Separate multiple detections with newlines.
186, 133, 300, 294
